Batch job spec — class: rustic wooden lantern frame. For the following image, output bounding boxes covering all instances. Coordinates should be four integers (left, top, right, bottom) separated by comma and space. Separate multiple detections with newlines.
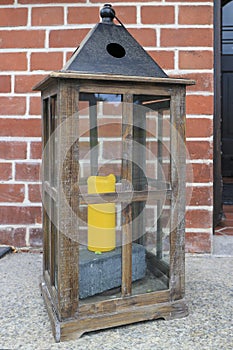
34, 72, 193, 342
33, 3, 194, 342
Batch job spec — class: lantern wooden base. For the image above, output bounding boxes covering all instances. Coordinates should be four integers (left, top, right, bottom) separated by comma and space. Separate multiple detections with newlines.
40, 278, 188, 342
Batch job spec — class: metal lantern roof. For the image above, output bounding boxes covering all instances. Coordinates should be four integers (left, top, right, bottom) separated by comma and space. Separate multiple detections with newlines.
62, 4, 167, 78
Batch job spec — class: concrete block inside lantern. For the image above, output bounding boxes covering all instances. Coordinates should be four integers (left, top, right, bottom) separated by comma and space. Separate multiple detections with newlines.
79, 243, 146, 299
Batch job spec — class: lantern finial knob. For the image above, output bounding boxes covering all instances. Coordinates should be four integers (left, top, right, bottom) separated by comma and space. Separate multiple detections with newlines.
100, 4, 115, 23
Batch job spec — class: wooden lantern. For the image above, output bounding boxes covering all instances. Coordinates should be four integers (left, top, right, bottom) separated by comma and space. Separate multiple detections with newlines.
34, 4, 194, 342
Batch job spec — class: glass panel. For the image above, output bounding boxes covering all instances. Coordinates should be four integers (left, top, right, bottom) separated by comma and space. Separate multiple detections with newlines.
42, 98, 50, 274
50, 95, 57, 187
44, 191, 51, 274
78, 93, 123, 304
42, 95, 58, 186
42, 95, 58, 285
77, 93, 171, 303
78, 93, 122, 179
51, 198, 58, 289
43, 98, 49, 182
131, 95, 171, 295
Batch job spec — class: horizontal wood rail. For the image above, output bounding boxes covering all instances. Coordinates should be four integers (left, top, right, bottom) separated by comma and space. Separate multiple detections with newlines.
79, 189, 171, 205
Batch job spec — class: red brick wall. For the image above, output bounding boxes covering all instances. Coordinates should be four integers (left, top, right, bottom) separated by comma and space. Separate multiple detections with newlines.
0, 0, 214, 253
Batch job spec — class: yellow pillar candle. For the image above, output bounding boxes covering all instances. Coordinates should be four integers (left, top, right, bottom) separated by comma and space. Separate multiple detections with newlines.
87, 174, 116, 252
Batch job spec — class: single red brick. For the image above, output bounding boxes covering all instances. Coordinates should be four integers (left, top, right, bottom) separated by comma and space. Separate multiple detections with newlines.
68, 7, 100, 25
186, 118, 213, 137
0, 30, 45, 48
113, 6, 137, 24
0, 227, 26, 247
189, 186, 213, 206
185, 231, 211, 253
29, 96, 41, 116
0, 8, 28, 26
0, 76, 11, 93
98, 120, 122, 137
179, 50, 213, 70
15, 74, 46, 93
0, 0, 14, 3
0, 206, 42, 225
192, 163, 213, 183
170, 0, 210, 2
187, 141, 213, 160
0, 97, 26, 116
179, 5, 213, 25
186, 209, 212, 229
179, 73, 214, 93
128, 28, 156, 47
0, 142, 27, 160
91, 0, 152, 2
186, 95, 213, 115
31, 52, 63, 71
15, 163, 41, 182
49, 29, 89, 48
28, 184, 42, 202
32, 7, 64, 26
141, 6, 175, 24
0, 119, 41, 137
29, 227, 43, 247
0, 53, 27, 71
0, 184, 25, 202
19, 0, 85, 3
148, 50, 174, 70
30, 142, 42, 159
0, 163, 12, 181
161, 28, 213, 47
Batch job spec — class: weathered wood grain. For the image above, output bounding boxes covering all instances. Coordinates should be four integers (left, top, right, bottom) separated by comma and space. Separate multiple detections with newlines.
37, 73, 190, 342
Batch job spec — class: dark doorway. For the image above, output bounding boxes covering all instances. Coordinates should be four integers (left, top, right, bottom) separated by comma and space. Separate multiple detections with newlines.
214, 0, 222, 226
214, 0, 233, 226
221, 1, 233, 177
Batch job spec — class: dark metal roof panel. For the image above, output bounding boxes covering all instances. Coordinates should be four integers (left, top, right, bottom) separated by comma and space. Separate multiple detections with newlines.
62, 22, 167, 78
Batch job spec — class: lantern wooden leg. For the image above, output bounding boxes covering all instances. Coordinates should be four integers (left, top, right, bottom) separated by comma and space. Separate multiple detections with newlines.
40, 278, 62, 343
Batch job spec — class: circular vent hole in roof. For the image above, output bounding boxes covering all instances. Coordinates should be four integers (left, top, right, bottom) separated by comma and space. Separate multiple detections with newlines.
106, 43, 126, 58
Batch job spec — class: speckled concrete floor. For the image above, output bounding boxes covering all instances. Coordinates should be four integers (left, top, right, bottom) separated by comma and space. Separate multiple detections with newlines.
0, 252, 232, 350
